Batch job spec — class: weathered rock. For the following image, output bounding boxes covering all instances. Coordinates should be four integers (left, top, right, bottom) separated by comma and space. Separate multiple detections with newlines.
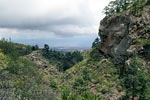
98, 6, 150, 63
99, 15, 132, 58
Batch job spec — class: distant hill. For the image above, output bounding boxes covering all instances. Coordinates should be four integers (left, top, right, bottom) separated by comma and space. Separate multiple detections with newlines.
50, 47, 90, 52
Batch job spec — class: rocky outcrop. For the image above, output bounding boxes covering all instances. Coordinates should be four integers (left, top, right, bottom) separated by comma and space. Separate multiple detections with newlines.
99, 15, 131, 58
26, 51, 62, 100
98, 5, 150, 64
26, 51, 62, 77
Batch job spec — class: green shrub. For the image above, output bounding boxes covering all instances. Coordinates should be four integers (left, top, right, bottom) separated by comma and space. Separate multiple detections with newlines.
50, 79, 57, 90
42, 44, 83, 71
59, 89, 102, 100
72, 77, 88, 93
120, 54, 150, 100
136, 39, 150, 45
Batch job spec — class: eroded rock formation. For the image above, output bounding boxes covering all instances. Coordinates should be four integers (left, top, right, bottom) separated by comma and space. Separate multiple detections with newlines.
98, 6, 150, 63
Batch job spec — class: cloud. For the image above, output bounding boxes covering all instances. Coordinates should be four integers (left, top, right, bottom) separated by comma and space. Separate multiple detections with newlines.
0, 0, 112, 48
0, 0, 111, 38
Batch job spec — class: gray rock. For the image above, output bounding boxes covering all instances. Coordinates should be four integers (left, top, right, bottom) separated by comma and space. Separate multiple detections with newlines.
98, 6, 150, 62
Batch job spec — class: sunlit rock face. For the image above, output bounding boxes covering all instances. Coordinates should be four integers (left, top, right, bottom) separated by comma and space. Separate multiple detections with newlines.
98, 15, 131, 58
98, 6, 150, 65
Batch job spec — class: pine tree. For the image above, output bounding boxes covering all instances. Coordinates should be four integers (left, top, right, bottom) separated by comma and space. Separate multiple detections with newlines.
92, 37, 100, 48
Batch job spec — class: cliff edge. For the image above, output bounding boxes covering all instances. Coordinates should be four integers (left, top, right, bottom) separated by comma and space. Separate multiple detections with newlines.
98, 5, 150, 66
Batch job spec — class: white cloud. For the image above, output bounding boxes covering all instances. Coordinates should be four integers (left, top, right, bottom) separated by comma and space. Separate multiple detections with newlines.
0, 0, 111, 40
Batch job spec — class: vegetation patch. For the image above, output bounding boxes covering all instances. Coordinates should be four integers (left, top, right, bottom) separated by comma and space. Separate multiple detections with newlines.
136, 39, 150, 45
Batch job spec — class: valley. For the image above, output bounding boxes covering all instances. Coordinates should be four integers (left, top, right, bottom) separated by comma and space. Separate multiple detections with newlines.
0, 0, 150, 100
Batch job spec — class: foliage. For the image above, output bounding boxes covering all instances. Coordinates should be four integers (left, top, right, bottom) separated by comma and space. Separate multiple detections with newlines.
72, 76, 88, 93
0, 39, 32, 59
0, 41, 56, 100
136, 39, 150, 45
59, 89, 102, 100
130, 0, 147, 15
42, 44, 83, 71
103, 0, 148, 16
32, 45, 39, 51
0, 52, 9, 70
50, 79, 57, 90
89, 48, 102, 61
0, 53, 44, 100
120, 54, 150, 100
92, 37, 100, 48
58, 50, 120, 100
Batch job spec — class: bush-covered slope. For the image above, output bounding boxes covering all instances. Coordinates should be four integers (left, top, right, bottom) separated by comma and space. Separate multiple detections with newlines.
0, 1, 150, 100
41, 44, 83, 71
0, 40, 32, 59
0, 41, 59, 100
53, 49, 122, 100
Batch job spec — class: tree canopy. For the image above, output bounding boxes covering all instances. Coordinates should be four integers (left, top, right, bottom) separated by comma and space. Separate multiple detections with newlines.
42, 44, 83, 71
103, 0, 148, 16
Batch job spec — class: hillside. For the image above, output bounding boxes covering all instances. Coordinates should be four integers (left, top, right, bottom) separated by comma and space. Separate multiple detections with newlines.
0, 40, 84, 100
0, 41, 61, 100
0, 0, 150, 100
54, 1, 150, 100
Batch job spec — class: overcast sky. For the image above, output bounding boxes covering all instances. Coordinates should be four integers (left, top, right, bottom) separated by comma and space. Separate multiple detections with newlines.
0, 0, 111, 48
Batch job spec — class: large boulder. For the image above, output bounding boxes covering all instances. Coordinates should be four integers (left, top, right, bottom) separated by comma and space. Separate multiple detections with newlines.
98, 6, 150, 63
99, 15, 131, 58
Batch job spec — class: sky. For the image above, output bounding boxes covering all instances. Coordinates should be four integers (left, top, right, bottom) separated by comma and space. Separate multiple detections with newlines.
0, 0, 111, 48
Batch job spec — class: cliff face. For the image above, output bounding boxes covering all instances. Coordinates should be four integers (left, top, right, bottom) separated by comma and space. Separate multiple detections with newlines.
99, 15, 131, 57
98, 5, 150, 64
